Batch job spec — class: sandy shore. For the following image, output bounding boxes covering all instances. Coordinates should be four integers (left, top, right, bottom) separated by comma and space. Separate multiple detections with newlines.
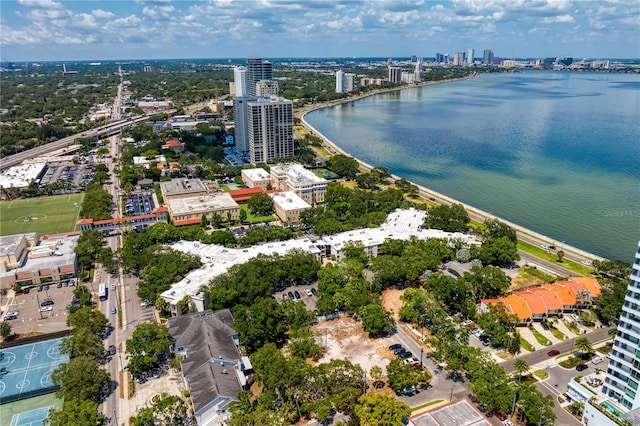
297, 79, 606, 264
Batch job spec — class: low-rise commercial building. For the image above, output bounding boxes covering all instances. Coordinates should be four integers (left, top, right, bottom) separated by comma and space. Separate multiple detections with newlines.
0, 232, 79, 289
270, 164, 327, 205
240, 168, 271, 191
0, 163, 47, 190
269, 191, 311, 225
166, 193, 240, 227
160, 178, 208, 200
77, 207, 169, 233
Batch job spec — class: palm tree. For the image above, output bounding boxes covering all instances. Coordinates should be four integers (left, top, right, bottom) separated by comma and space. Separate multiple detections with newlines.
574, 337, 593, 356
570, 400, 585, 417
513, 359, 529, 382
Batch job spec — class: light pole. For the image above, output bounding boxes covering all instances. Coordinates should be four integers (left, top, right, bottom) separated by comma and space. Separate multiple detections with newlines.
450, 384, 455, 402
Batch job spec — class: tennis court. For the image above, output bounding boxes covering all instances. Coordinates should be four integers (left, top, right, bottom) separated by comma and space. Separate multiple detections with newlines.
0, 338, 68, 404
8, 406, 53, 426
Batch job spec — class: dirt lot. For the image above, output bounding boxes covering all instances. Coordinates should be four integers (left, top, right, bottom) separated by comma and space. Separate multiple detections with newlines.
310, 289, 406, 375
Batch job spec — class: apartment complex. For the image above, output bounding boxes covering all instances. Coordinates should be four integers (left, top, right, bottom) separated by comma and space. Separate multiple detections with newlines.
269, 164, 328, 205
603, 241, 640, 409
240, 168, 271, 191
335, 70, 355, 93
246, 58, 272, 96
247, 96, 294, 164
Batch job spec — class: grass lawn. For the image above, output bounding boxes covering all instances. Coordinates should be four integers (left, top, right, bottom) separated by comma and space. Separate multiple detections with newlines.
520, 336, 535, 352
529, 327, 552, 346
517, 240, 594, 276
0, 194, 84, 236
549, 325, 567, 341
239, 204, 275, 224
534, 369, 549, 380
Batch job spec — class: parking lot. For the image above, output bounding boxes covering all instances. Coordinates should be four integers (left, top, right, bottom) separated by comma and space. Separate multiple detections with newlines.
273, 284, 318, 311
124, 192, 155, 217
1, 282, 79, 335
39, 164, 94, 188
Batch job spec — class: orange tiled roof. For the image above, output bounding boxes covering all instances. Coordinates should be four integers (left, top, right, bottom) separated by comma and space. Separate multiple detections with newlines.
545, 283, 577, 306
530, 287, 564, 311
16, 272, 32, 280
153, 206, 168, 213
77, 218, 94, 225
163, 139, 183, 147
39, 269, 53, 276
514, 291, 547, 315
41, 231, 81, 239
569, 276, 602, 297
505, 294, 532, 320
59, 265, 75, 273
228, 187, 262, 196
174, 218, 202, 227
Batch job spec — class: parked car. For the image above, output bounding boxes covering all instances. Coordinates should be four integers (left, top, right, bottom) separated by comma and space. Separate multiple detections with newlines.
403, 357, 420, 365
305, 289, 313, 296
389, 343, 402, 351
294, 291, 301, 299
504, 420, 516, 426
311, 288, 317, 296
108, 345, 116, 355
23, 287, 30, 294
592, 357, 604, 365
39, 306, 53, 312
576, 364, 588, 372
547, 349, 560, 357
393, 347, 405, 355
541, 321, 549, 330
111, 307, 117, 314
398, 351, 413, 359
4, 312, 19, 320
287, 291, 294, 300
491, 410, 506, 421
400, 386, 417, 396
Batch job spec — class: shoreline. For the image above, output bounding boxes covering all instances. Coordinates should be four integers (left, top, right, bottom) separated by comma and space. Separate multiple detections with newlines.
298, 79, 607, 265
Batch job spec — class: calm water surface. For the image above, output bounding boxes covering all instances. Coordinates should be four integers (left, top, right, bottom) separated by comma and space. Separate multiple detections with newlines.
305, 71, 640, 261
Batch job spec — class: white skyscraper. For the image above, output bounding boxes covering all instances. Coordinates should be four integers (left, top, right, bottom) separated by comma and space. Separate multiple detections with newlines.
414, 58, 423, 82
335, 70, 345, 93
603, 241, 640, 410
467, 49, 475, 66
234, 67, 248, 96
233, 96, 255, 157
247, 96, 294, 164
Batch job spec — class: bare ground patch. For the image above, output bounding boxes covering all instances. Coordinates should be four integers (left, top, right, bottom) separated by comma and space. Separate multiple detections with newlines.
311, 316, 396, 374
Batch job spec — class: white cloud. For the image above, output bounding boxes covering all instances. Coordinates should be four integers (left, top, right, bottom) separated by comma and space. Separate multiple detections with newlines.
92, 9, 115, 19
542, 14, 574, 23
142, 5, 176, 19
17, 0, 63, 9
106, 15, 143, 28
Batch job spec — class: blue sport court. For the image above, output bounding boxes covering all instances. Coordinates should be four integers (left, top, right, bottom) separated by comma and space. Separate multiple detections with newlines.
0, 337, 69, 404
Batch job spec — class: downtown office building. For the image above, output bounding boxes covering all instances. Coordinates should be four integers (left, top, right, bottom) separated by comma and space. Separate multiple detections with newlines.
602, 241, 640, 410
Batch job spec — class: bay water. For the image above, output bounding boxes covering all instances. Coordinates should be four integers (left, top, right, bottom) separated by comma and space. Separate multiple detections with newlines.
305, 71, 640, 261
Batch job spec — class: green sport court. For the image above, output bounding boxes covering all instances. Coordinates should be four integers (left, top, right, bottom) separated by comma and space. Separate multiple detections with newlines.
0, 394, 61, 426
0, 194, 84, 236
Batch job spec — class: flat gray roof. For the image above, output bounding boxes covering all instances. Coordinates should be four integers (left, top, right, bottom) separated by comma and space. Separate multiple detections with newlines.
166, 192, 239, 216
0, 233, 36, 258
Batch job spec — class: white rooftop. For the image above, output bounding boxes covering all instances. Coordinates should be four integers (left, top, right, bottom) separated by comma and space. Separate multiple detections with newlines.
0, 163, 47, 189
242, 168, 270, 181
271, 164, 327, 186
269, 191, 311, 211
133, 155, 167, 166
0, 233, 37, 258
166, 192, 239, 216
161, 208, 476, 306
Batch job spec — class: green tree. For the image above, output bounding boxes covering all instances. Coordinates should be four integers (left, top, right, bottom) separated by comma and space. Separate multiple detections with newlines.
72, 285, 93, 309
0, 321, 12, 339
477, 236, 520, 266
45, 398, 107, 426
359, 304, 394, 338
513, 359, 529, 381
67, 306, 108, 335
557, 250, 565, 262
483, 219, 517, 243
327, 154, 359, 179
574, 337, 593, 355
59, 327, 105, 360
239, 208, 248, 223
247, 192, 274, 216
51, 356, 109, 402
126, 323, 172, 377
353, 394, 411, 426
426, 203, 469, 232
233, 298, 288, 353
129, 393, 189, 426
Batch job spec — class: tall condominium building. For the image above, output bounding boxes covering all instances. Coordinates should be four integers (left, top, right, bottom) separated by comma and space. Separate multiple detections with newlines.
255, 80, 279, 96
234, 67, 248, 96
467, 49, 475, 66
453, 52, 465, 66
246, 58, 273, 96
335, 70, 344, 93
414, 58, 423, 82
335, 70, 356, 93
435, 53, 444, 63
483, 49, 494, 65
247, 96, 294, 164
602, 241, 640, 410
233, 96, 256, 157
388, 66, 402, 84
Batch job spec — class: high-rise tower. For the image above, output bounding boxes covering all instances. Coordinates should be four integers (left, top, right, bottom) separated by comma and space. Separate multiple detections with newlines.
247, 96, 294, 164
234, 67, 248, 96
246, 58, 273, 96
603, 241, 640, 409
335, 70, 345, 93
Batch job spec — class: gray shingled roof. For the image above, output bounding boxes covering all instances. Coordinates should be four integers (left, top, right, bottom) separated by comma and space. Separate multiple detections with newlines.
168, 310, 243, 414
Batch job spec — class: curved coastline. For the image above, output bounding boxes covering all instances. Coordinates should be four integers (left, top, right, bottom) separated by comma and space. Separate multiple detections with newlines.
298, 79, 607, 264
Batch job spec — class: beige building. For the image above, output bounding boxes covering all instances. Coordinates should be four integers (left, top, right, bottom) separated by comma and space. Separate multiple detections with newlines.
241, 168, 272, 191
166, 192, 240, 227
160, 178, 208, 200
0, 232, 78, 289
269, 191, 311, 225
270, 164, 327, 205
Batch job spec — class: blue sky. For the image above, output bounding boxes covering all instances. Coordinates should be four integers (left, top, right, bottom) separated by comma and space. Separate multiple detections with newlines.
1, 0, 639, 61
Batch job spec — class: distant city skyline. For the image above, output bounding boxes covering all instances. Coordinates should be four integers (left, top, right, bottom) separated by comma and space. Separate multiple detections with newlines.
1, 0, 639, 62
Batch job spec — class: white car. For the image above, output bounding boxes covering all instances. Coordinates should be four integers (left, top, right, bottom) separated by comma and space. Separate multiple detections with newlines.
504, 420, 516, 426
403, 357, 420, 365
592, 356, 604, 365
305, 289, 313, 297
39, 306, 53, 312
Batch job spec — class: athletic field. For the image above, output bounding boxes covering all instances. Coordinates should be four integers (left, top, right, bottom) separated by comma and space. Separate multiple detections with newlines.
0, 194, 84, 236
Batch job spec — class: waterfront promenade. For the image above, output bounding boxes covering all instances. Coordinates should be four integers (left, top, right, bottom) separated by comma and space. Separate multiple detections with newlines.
298, 88, 607, 272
